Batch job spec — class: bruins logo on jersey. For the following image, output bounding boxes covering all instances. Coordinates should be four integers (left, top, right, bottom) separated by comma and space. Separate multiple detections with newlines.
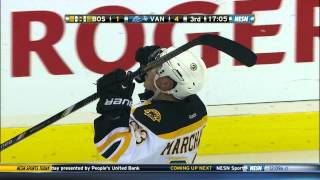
144, 109, 161, 123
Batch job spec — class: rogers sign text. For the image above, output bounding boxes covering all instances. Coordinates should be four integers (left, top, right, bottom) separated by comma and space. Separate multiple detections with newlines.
11, 0, 319, 77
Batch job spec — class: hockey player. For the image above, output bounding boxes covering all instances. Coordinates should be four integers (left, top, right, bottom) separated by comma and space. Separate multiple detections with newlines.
93, 46, 208, 164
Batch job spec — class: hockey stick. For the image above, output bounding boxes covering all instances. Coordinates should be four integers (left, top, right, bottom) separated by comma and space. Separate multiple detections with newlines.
0, 34, 256, 151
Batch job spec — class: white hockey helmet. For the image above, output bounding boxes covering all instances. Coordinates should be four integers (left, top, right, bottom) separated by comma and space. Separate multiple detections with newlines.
154, 47, 207, 100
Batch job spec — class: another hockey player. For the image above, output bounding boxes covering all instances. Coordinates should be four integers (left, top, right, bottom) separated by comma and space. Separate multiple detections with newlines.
93, 46, 208, 164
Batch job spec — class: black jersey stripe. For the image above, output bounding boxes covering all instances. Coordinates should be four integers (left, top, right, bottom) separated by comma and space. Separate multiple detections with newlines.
101, 140, 121, 159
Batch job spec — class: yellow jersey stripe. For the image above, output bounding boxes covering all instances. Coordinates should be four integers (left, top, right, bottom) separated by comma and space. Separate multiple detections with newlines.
158, 115, 208, 139
110, 132, 131, 163
96, 132, 128, 154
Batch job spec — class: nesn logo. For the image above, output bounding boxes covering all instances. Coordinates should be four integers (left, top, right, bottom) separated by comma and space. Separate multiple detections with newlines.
249, 165, 263, 171
230, 15, 254, 23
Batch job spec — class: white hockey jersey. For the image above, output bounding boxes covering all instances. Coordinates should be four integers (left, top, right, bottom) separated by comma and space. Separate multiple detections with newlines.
93, 94, 207, 164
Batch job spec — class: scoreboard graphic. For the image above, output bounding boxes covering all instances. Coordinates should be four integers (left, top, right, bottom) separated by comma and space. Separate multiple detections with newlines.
64, 14, 255, 23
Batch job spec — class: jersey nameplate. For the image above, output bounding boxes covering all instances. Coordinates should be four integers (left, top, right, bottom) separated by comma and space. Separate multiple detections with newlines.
160, 129, 203, 155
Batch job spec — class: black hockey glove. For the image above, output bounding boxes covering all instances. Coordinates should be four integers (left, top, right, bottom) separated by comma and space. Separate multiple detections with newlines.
96, 69, 135, 120
134, 45, 162, 83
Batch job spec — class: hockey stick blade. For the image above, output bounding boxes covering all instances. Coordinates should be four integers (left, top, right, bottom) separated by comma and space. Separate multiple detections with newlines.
197, 34, 256, 67
143, 34, 256, 73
